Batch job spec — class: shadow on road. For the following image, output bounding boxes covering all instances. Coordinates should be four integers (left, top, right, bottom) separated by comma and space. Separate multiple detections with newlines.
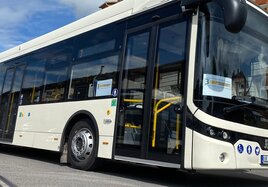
0, 145, 268, 187
99, 161, 268, 187
0, 144, 60, 164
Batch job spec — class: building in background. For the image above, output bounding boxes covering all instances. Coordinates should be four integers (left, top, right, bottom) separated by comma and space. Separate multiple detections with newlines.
99, 0, 122, 9
251, 0, 268, 11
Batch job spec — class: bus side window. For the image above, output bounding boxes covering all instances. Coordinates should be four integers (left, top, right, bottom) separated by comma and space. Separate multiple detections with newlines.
68, 56, 119, 100
68, 23, 123, 101
40, 41, 72, 103
42, 61, 69, 103
21, 60, 45, 105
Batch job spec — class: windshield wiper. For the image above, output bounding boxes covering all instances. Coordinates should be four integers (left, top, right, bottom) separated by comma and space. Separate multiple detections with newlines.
223, 96, 257, 114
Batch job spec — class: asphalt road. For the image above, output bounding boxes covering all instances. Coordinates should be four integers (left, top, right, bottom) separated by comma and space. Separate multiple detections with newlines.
0, 145, 268, 187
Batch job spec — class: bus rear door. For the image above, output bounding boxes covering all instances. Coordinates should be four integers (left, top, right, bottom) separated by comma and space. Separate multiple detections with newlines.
0, 65, 25, 141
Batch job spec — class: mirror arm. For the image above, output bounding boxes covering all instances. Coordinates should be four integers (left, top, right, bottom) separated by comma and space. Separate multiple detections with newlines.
181, 0, 248, 33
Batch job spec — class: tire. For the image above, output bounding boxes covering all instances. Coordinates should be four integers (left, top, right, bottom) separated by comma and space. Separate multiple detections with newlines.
67, 119, 100, 170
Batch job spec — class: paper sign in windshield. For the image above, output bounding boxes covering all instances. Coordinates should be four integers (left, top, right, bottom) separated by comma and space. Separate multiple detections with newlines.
203, 74, 232, 99
96, 79, 113, 97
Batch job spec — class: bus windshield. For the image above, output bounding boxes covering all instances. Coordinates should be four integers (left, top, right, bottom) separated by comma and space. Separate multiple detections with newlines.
194, 2, 268, 128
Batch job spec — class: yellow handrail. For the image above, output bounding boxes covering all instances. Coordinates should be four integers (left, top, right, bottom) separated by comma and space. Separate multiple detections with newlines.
176, 114, 180, 150
152, 96, 182, 147
31, 87, 36, 103
123, 99, 143, 103
125, 123, 141, 129
6, 93, 15, 132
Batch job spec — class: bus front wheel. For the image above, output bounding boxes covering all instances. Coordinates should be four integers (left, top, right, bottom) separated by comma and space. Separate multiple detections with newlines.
67, 119, 99, 170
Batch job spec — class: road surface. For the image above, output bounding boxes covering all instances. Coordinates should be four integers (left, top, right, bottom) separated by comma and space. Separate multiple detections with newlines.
0, 145, 267, 187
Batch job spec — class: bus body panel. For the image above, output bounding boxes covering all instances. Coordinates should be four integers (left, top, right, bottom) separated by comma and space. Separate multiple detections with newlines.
183, 8, 199, 170
192, 132, 268, 169
12, 98, 117, 158
192, 132, 236, 169
183, 127, 193, 169
234, 140, 263, 169
194, 109, 268, 138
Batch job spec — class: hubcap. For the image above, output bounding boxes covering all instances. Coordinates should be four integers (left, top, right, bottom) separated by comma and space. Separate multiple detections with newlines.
71, 128, 94, 161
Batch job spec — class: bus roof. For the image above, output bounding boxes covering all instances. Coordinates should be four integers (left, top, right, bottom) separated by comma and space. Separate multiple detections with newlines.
0, 0, 175, 63
0, 0, 266, 63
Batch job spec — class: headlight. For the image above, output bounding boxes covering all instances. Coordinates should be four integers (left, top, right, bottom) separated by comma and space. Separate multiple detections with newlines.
220, 130, 231, 140
207, 127, 216, 137
205, 126, 232, 142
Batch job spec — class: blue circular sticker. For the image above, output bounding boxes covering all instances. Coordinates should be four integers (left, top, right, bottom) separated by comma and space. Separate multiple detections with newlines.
237, 144, 244, 154
112, 88, 118, 97
247, 145, 252, 155
255, 146, 260, 156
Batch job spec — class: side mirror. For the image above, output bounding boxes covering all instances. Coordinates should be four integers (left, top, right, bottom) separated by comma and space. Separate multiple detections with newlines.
181, 0, 248, 33
215, 0, 247, 33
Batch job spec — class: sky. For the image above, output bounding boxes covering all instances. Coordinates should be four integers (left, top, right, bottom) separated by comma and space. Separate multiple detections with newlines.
0, 0, 105, 52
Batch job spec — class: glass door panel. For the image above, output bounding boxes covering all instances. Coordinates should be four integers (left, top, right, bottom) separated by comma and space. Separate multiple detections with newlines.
5, 65, 24, 140
0, 68, 15, 139
0, 65, 25, 141
116, 30, 150, 155
148, 21, 187, 161
116, 19, 188, 163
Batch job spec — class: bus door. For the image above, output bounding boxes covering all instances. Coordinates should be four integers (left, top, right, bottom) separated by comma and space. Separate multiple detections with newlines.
116, 18, 188, 164
147, 20, 187, 163
115, 28, 151, 158
0, 65, 24, 141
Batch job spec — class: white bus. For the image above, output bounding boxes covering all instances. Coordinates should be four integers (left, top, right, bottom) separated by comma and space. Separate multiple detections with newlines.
0, 0, 267, 171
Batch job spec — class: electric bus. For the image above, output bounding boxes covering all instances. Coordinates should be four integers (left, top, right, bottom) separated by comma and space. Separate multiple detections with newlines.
0, 0, 267, 171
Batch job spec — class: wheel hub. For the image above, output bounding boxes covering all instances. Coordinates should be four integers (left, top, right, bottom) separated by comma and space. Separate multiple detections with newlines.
71, 128, 93, 161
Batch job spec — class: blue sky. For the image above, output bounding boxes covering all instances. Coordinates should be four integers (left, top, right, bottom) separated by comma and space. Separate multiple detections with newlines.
0, 0, 104, 52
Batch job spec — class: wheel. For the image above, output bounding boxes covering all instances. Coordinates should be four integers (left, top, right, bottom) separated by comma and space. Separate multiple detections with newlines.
67, 119, 100, 170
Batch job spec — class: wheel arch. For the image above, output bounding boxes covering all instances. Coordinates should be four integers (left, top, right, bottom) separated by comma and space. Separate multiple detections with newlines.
60, 110, 99, 153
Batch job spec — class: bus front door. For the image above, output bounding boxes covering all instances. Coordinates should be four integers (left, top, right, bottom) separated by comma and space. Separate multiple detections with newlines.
146, 20, 187, 164
116, 18, 188, 166
0, 65, 24, 141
